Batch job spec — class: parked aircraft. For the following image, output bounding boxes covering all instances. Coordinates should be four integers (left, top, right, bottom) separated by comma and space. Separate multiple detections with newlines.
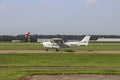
42, 36, 91, 51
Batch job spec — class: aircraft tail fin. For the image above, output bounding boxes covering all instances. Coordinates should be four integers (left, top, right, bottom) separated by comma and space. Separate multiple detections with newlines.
80, 36, 91, 46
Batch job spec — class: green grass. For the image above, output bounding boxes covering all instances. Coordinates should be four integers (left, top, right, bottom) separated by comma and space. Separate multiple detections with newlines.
1, 53, 120, 80
62, 45, 120, 51
0, 42, 120, 80
0, 43, 43, 50
0, 53, 120, 67
0, 43, 120, 50
1, 68, 120, 80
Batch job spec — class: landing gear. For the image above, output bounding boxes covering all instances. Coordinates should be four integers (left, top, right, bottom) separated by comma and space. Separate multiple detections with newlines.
46, 48, 49, 51
55, 48, 59, 51
45, 48, 59, 51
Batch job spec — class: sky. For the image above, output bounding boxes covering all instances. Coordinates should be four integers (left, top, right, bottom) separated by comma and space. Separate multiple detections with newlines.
0, 0, 120, 35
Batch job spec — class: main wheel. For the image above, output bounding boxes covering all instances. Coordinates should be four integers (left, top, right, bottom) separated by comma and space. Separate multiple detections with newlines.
46, 48, 49, 51
56, 48, 59, 51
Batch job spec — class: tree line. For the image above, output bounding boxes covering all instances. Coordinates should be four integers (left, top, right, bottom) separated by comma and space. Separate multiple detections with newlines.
0, 34, 120, 42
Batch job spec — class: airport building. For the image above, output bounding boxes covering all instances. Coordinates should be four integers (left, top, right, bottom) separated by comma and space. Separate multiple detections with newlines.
12, 40, 21, 43
96, 38, 120, 42
37, 39, 52, 43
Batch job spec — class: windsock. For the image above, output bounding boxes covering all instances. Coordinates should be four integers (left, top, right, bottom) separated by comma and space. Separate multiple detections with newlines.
25, 32, 30, 37
24, 32, 31, 45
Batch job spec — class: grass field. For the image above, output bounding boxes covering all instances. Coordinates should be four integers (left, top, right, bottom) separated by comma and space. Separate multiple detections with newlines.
0, 43, 120, 50
0, 43, 43, 50
1, 53, 120, 67
0, 43, 120, 80
1, 53, 120, 80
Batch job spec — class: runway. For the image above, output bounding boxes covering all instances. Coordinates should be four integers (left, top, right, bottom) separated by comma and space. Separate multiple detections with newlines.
0, 50, 120, 54
24, 74, 120, 80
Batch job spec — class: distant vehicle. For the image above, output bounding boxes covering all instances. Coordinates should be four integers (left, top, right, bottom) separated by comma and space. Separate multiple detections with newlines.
65, 36, 91, 47
42, 36, 91, 51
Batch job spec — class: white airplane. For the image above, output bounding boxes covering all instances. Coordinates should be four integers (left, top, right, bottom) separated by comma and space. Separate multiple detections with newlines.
42, 36, 91, 51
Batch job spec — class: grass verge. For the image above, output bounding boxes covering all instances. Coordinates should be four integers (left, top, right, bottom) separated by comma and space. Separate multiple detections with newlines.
0, 53, 120, 80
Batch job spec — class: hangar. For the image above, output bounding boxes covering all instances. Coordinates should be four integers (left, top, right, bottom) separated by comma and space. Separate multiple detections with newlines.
12, 40, 21, 43
96, 38, 120, 42
37, 39, 52, 43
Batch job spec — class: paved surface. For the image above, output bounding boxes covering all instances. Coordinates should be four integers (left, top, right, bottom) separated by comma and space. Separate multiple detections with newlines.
0, 66, 120, 70
24, 74, 120, 80
0, 50, 120, 54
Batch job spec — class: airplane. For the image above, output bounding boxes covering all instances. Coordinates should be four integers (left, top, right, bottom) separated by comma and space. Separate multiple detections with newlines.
42, 35, 91, 51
